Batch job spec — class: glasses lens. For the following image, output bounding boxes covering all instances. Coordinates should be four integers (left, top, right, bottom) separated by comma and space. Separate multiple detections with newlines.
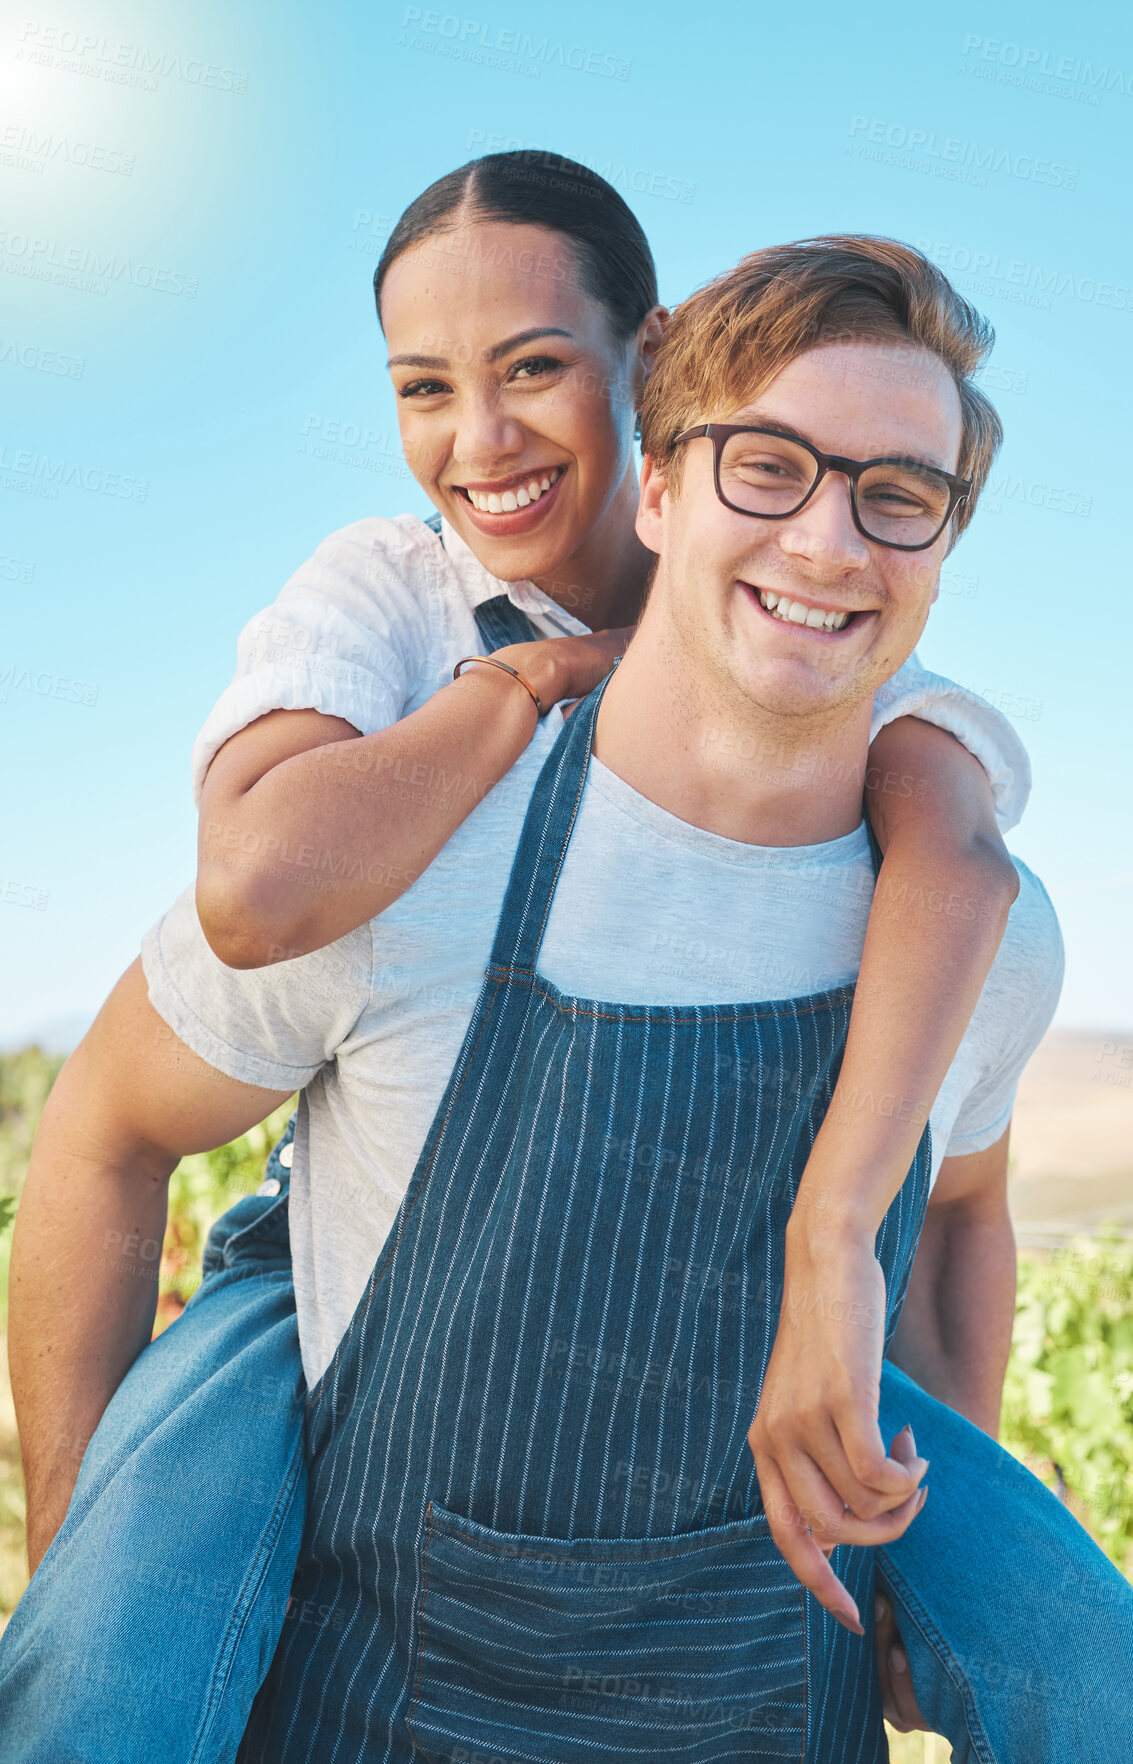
855, 461, 953, 546
718, 431, 818, 515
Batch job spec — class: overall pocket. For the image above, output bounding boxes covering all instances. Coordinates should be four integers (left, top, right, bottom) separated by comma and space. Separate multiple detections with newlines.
407, 1501, 807, 1763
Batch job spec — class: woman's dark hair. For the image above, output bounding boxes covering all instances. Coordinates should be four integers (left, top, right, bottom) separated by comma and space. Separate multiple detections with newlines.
373, 150, 658, 341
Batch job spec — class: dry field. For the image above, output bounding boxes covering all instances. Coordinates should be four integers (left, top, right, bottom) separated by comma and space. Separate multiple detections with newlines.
1009, 1028, 1133, 1245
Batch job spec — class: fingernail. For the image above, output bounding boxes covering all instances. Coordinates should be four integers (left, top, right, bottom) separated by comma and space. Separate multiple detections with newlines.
874, 1595, 886, 1623
891, 1646, 909, 1675
916, 1487, 929, 1512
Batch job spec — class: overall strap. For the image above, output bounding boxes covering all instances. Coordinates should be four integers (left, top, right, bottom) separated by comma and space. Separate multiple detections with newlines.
423, 512, 540, 649
473, 593, 540, 650
488, 671, 613, 972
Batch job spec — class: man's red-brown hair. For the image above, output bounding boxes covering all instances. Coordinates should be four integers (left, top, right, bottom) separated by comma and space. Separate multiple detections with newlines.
639, 235, 1002, 542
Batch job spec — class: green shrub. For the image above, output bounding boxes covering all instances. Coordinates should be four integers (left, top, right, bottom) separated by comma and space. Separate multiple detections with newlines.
0, 1049, 65, 1317
0, 1048, 292, 1322
1000, 1229, 1133, 1573
157, 1102, 295, 1311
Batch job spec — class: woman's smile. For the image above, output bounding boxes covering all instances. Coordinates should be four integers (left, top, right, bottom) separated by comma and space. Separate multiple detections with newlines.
450, 463, 568, 534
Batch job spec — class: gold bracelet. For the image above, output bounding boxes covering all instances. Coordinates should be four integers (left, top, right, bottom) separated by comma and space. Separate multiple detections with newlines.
452, 655, 546, 717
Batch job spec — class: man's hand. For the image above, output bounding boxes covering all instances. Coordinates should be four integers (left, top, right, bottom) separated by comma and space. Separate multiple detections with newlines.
875, 1589, 932, 1732
748, 1222, 928, 1631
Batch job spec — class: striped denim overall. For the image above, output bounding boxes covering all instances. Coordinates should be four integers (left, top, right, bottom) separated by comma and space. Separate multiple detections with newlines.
239, 668, 932, 1764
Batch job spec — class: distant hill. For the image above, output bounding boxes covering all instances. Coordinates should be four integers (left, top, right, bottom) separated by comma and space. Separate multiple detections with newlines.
1009, 1029, 1133, 1247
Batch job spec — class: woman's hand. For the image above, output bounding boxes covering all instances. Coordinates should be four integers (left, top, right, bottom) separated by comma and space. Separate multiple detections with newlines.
491, 626, 633, 713
747, 1220, 929, 1632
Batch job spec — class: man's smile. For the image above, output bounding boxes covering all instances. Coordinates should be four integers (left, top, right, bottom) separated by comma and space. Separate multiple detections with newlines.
739, 580, 877, 638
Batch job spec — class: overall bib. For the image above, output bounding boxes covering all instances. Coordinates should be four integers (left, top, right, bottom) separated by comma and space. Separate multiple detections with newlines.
239, 670, 932, 1764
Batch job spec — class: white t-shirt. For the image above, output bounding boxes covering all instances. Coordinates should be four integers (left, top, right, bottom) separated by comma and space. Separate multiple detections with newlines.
145, 518, 1060, 1385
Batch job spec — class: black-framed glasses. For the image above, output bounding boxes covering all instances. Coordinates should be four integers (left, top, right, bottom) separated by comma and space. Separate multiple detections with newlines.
674, 424, 971, 552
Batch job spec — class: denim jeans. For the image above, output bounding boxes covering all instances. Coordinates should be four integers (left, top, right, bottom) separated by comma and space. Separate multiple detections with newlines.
0, 1149, 306, 1764
2, 1177, 1131, 1760
878, 1359, 1133, 1761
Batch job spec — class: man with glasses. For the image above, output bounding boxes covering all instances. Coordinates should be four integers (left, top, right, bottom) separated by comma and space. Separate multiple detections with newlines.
676, 419, 972, 555
5, 237, 1131, 1761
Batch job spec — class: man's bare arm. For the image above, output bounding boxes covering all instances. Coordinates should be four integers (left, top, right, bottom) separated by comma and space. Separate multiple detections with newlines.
876, 1126, 1016, 1729
887, 1126, 1016, 1436
8, 959, 291, 1573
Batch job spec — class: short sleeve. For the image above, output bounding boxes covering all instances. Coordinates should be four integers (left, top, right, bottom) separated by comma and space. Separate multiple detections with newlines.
944, 864, 1064, 1158
141, 886, 372, 1090
190, 516, 438, 805
871, 652, 1032, 834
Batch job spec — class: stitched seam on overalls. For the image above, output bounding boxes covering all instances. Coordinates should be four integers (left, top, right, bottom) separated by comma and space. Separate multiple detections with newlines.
406, 1502, 437, 1760
798, 1586, 808, 1763
428, 1516, 771, 1563
490, 968, 855, 1026
310, 978, 506, 1400
876, 1547, 999, 1764
411, 1507, 805, 1752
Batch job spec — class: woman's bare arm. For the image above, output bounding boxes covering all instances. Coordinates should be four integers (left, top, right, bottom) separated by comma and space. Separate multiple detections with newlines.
798, 714, 1019, 1232
749, 716, 1019, 1627
197, 630, 628, 968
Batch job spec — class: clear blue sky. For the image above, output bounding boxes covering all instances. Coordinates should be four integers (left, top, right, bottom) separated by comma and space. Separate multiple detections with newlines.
2, 0, 1131, 1046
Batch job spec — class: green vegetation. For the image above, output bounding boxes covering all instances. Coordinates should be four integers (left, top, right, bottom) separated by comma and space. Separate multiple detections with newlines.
885, 1734, 951, 1763
1001, 1231, 1133, 1572
153, 1100, 296, 1330
0, 1048, 65, 1319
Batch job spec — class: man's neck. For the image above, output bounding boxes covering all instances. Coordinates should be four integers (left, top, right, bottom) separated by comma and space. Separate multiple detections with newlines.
592, 611, 874, 849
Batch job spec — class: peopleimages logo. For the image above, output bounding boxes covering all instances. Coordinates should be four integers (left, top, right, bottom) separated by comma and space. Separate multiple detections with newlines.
0, 123, 136, 175
0, 877, 49, 910
0, 444, 148, 502
915, 238, 1133, 314
466, 131, 694, 203
0, 663, 98, 707
847, 117, 1078, 189
960, 33, 1132, 100
15, 21, 249, 94
399, 8, 631, 78
0, 232, 198, 298
0, 337, 85, 378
